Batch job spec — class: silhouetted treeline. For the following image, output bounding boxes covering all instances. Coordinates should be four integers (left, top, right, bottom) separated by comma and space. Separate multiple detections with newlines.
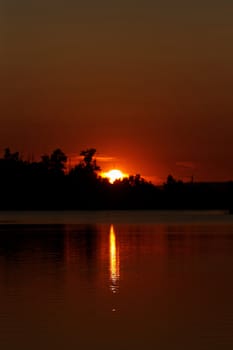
0, 147, 232, 210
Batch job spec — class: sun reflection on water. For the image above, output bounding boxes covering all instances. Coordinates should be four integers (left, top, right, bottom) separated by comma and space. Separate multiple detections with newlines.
109, 224, 120, 294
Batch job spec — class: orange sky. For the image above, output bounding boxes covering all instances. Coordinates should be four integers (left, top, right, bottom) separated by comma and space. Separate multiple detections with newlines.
1, 0, 233, 183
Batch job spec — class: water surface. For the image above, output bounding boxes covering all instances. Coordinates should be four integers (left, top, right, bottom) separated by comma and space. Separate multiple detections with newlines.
0, 211, 233, 349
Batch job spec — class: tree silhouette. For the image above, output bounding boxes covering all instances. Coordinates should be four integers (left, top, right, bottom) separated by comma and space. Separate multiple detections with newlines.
80, 148, 100, 172
0, 148, 24, 179
4, 148, 20, 162
70, 148, 100, 181
0, 146, 230, 210
166, 174, 177, 186
41, 149, 67, 176
50, 149, 67, 175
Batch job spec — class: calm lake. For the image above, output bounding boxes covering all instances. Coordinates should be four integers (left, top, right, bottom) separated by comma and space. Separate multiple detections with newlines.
0, 211, 233, 349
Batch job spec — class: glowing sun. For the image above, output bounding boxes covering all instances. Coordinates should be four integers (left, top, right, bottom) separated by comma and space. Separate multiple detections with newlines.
102, 169, 125, 184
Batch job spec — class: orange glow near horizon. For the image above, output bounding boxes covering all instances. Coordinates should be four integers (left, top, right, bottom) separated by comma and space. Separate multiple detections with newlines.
101, 169, 127, 184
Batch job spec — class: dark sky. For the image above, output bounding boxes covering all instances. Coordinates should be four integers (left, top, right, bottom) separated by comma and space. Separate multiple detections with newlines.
1, 0, 233, 182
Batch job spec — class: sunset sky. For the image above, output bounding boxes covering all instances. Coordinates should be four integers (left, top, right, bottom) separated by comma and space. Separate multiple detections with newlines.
1, 0, 233, 182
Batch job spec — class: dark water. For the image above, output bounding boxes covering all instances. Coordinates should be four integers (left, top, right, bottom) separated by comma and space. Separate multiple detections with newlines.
0, 212, 233, 349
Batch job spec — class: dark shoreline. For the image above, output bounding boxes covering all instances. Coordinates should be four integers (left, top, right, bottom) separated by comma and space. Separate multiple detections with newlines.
0, 148, 232, 212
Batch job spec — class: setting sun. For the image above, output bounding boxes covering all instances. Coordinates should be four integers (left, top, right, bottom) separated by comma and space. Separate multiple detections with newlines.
102, 169, 125, 184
